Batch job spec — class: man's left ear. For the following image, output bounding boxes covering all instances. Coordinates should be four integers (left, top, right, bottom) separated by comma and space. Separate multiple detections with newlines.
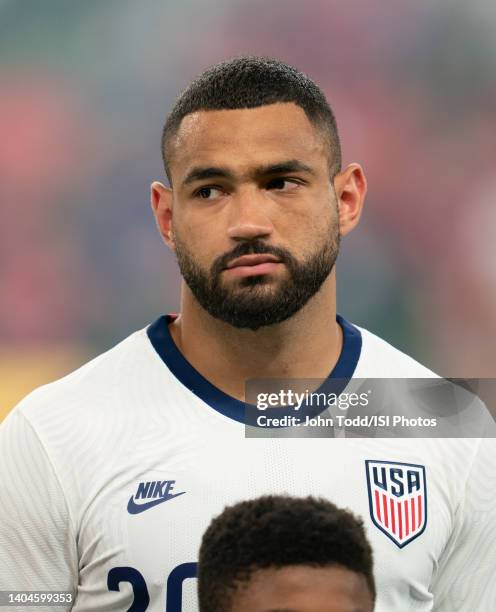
333, 163, 367, 237
150, 181, 175, 250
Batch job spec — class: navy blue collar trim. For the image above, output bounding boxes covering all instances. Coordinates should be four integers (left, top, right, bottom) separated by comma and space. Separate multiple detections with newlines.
147, 314, 362, 425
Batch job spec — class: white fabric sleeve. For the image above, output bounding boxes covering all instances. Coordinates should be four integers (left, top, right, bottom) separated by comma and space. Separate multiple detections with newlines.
0, 409, 78, 596
430, 437, 496, 611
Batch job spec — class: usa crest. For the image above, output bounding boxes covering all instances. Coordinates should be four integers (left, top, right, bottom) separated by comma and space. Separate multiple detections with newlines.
365, 460, 427, 548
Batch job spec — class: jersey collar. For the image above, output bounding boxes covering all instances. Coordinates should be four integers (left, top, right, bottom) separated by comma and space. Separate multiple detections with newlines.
147, 314, 362, 425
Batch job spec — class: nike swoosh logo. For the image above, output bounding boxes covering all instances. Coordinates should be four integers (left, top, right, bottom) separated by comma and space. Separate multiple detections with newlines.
127, 491, 186, 515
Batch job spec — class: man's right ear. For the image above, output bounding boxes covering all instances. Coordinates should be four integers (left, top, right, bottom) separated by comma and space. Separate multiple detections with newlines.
150, 181, 175, 250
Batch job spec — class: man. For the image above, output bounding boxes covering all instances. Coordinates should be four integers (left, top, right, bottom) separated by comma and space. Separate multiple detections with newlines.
197, 494, 375, 612
0, 57, 495, 611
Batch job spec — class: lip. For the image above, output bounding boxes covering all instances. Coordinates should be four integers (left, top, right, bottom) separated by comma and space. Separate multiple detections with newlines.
225, 254, 281, 269
224, 261, 283, 278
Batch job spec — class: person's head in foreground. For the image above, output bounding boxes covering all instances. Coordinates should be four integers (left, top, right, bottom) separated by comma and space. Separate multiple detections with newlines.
198, 495, 375, 612
153, 56, 366, 331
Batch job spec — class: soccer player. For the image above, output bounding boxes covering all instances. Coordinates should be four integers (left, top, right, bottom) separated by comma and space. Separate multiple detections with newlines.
197, 494, 375, 612
1, 57, 495, 611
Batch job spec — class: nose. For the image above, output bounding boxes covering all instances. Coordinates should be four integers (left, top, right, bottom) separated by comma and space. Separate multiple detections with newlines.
226, 187, 274, 242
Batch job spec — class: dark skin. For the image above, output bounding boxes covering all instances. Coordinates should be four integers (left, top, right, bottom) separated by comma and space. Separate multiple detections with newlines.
151, 103, 367, 400
228, 565, 374, 612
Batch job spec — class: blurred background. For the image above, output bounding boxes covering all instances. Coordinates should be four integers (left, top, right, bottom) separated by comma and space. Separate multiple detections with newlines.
1, 0, 495, 420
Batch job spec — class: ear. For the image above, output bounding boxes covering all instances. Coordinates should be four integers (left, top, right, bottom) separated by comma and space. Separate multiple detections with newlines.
333, 163, 367, 237
151, 181, 175, 251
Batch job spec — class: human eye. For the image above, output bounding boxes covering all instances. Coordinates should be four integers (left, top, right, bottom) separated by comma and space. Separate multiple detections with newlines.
193, 186, 225, 200
265, 177, 302, 191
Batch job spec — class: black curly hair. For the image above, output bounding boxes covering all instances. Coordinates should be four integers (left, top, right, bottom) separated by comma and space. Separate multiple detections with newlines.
161, 56, 341, 184
198, 494, 375, 612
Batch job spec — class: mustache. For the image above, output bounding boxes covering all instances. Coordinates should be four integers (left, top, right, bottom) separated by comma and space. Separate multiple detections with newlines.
211, 241, 295, 276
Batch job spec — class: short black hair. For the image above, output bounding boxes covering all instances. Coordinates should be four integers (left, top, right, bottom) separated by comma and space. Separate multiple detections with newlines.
161, 56, 341, 184
198, 494, 375, 612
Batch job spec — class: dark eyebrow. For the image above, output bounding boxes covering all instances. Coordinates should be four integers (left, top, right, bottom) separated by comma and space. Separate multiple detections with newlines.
252, 160, 315, 179
182, 166, 235, 186
181, 160, 315, 187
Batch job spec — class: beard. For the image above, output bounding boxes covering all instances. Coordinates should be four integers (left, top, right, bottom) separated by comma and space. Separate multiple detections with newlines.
173, 221, 340, 331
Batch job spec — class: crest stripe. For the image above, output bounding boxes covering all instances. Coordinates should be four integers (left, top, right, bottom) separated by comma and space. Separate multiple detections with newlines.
375, 490, 381, 522
383, 494, 389, 528
390, 498, 396, 536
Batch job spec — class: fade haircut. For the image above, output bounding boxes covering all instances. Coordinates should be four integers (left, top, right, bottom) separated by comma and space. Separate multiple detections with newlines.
161, 56, 341, 184
197, 494, 376, 612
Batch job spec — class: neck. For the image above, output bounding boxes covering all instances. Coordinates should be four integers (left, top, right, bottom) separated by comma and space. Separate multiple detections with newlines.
168, 272, 342, 401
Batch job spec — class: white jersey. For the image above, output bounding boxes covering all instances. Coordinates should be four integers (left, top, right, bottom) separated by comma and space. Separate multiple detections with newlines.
1, 314, 495, 611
